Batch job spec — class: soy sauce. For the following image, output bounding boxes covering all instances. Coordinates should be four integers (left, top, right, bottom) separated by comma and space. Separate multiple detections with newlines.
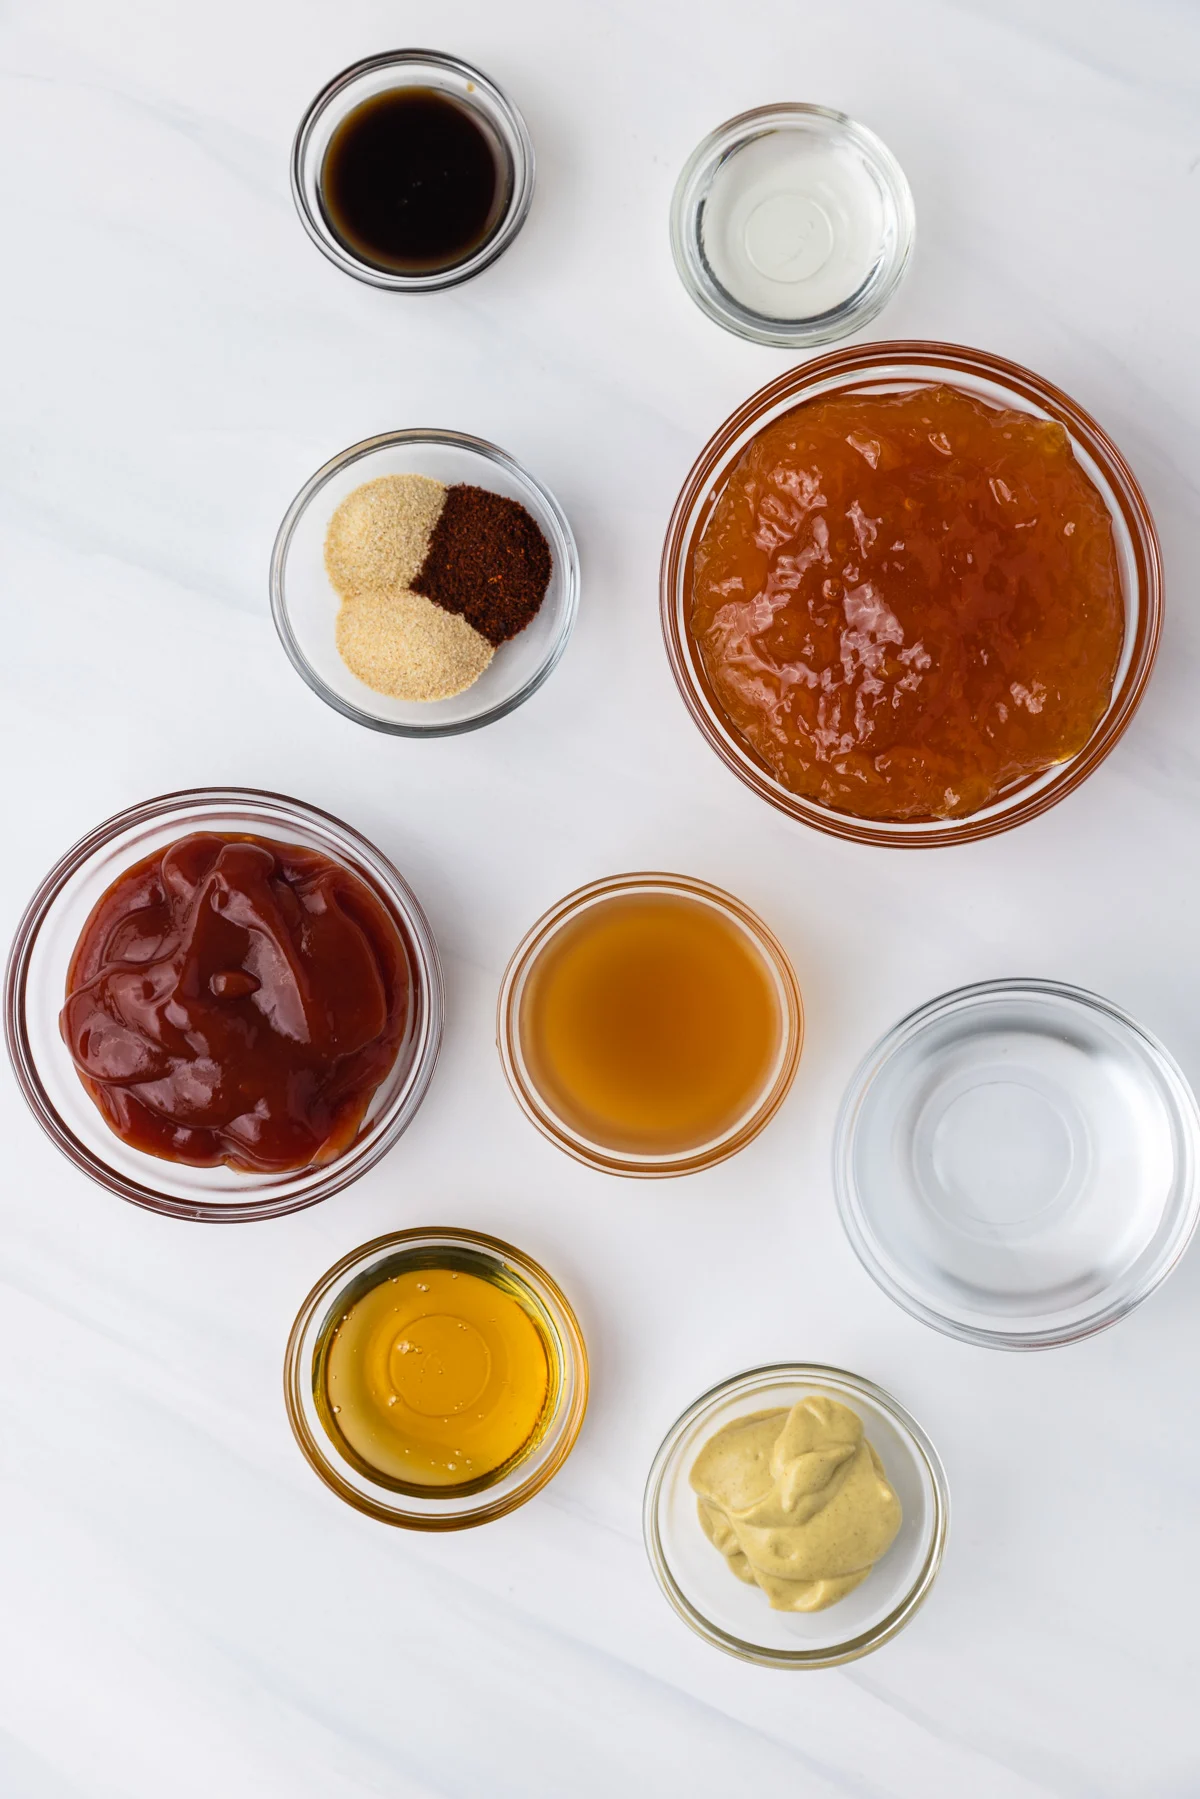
319, 88, 508, 275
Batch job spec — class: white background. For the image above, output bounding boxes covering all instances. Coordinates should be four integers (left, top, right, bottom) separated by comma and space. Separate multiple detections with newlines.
3, 2, 1198, 1794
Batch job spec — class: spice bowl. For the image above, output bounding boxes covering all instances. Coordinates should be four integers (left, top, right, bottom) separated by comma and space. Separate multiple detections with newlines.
271, 429, 579, 737
285, 1227, 588, 1529
834, 979, 1200, 1348
291, 49, 535, 291
644, 1364, 948, 1668
662, 341, 1162, 848
4, 787, 443, 1222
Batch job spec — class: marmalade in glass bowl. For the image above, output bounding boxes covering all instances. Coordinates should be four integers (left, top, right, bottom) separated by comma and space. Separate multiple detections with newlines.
689, 384, 1124, 821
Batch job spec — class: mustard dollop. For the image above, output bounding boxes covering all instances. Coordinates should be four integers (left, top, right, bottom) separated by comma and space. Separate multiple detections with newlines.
690, 1395, 902, 1612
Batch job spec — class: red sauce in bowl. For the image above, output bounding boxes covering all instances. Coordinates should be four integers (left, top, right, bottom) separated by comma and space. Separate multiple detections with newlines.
60, 833, 411, 1172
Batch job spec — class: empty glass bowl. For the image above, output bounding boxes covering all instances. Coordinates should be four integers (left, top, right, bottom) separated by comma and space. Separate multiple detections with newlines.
271, 429, 579, 737
285, 1227, 588, 1528
644, 1363, 948, 1668
661, 341, 1163, 847
4, 788, 443, 1222
834, 980, 1200, 1347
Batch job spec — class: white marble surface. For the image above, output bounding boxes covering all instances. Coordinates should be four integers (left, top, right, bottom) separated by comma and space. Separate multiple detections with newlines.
3, 1, 1199, 1793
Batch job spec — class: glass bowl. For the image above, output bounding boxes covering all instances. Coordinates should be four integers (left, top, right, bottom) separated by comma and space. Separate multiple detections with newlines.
284, 1227, 588, 1528
271, 429, 579, 737
291, 49, 535, 291
644, 1364, 947, 1668
4, 788, 443, 1222
661, 341, 1163, 848
670, 104, 914, 347
496, 872, 803, 1177
834, 980, 1200, 1348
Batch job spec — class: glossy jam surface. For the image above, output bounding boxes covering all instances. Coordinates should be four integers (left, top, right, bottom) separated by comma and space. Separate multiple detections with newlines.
317, 1256, 553, 1491
61, 834, 411, 1172
518, 892, 783, 1158
690, 384, 1124, 821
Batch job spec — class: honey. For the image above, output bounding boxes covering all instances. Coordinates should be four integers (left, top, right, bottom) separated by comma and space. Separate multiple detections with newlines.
690, 383, 1124, 822
517, 890, 784, 1159
315, 1250, 556, 1492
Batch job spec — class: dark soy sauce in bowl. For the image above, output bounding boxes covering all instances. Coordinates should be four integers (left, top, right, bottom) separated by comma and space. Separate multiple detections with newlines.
319, 88, 510, 276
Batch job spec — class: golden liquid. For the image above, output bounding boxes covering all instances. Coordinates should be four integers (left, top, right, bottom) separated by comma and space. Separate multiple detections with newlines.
316, 1253, 554, 1492
519, 892, 783, 1157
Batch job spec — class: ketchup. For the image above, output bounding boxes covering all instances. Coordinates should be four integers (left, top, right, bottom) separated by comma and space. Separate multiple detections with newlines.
61, 834, 412, 1173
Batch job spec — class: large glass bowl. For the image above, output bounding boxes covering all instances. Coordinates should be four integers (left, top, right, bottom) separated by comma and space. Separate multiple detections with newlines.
661, 341, 1162, 848
4, 788, 443, 1222
644, 1363, 948, 1668
834, 979, 1200, 1347
285, 1227, 588, 1528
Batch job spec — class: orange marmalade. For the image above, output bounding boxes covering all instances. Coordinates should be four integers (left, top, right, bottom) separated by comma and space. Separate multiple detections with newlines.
690, 384, 1124, 821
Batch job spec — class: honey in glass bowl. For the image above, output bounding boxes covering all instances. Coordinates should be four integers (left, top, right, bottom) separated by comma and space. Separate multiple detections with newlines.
690, 382, 1125, 824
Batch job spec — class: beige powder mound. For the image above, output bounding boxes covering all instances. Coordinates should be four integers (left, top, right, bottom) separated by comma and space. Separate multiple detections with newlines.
336, 588, 494, 701
325, 474, 446, 596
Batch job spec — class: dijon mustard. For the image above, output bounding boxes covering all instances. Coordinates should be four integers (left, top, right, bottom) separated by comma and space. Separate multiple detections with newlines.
690, 1395, 901, 1612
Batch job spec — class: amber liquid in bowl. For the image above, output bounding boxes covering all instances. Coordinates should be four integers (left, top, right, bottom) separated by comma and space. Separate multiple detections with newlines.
690, 384, 1124, 823
314, 1245, 560, 1496
517, 891, 783, 1159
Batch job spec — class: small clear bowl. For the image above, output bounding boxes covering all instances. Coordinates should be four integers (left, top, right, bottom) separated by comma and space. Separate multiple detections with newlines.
661, 341, 1163, 847
644, 1364, 948, 1668
4, 788, 443, 1222
284, 1226, 588, 1529
670, 104, 914, 347
834, 980, 1200, 1349
271, 429, 579, 738
496, 872, 803, 1177
291, 49, 535, 291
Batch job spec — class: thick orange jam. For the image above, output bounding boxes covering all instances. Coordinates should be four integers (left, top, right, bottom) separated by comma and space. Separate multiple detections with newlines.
690, 385, 1124, 821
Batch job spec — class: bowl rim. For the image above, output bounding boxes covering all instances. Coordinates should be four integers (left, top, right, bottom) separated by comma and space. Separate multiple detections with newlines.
290, 47, 536, 292
833, 977, 1200, 1348
660, 339, 1164, 847
283, 1225, 589, 1529
669, 102, 916, 348
496, 870, 804, 1177
4, 785, 444, 1222
270, 427, 580, 738
642, 1361, 949, 1668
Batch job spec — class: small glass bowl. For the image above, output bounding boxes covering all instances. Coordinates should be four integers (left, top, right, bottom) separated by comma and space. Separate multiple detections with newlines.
644, 1364, 948, 1668
834, 980, 1200, 1349
661, 341, 1163, 848
291, 49, 535, 290
284, 1227, 588, 1528
4, 788, 443, 1222
271, 429, 579, 738
497, 872, 803, 1177
671, 104, 914, 347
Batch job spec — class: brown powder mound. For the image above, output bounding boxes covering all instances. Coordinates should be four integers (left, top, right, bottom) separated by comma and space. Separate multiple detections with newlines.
412, 483, 553, 646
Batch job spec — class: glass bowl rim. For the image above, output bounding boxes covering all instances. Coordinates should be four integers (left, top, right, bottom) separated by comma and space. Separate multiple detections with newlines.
283, 1224, 589, 1529
269, 427, 580, 739
642, 1360, 949, 1668
660, 339, 1164, 847
4, 785, 444, 1222
290, 47, 536, 292
669, 101, 916, 348
833, 976, 1200, 1348
496, 870, 804, 1177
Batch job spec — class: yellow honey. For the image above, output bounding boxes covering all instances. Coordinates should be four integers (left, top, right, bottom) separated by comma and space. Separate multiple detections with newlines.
317, 1257, 554, 1491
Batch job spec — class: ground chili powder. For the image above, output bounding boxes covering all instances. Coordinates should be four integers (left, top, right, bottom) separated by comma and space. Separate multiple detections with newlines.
413, 484, 552, 645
